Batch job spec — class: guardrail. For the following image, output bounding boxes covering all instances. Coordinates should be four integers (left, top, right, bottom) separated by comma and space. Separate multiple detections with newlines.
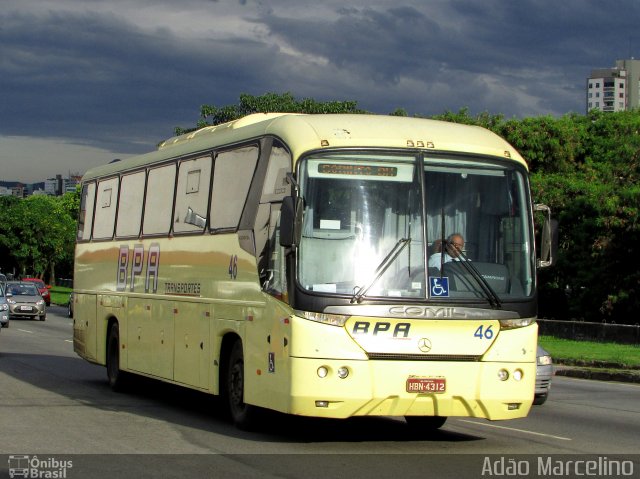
538, 319, 640, 345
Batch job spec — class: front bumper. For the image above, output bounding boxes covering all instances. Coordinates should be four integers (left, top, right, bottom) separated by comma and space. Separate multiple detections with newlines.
9, 304, 46, 318
286, 357, 535, 420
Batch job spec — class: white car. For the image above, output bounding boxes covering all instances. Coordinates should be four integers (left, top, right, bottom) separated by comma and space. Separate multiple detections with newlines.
5, 282, 46, 322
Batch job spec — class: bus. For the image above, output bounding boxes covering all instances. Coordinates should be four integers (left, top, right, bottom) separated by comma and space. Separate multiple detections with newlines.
73, 113, 553, 430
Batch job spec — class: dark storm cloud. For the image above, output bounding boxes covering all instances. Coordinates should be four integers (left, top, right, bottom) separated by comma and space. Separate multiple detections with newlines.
254, 0, 640, 115
1, 0, 639, 183
0, 9, 279, 153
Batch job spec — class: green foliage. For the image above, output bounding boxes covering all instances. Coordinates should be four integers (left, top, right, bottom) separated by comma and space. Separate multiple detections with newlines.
0, 193, 77, 284
175, 92, 365, 134
527, 110, 640, 323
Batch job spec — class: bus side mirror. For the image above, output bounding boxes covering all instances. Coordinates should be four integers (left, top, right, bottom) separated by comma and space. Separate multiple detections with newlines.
534, 204, 557, 268
280, 196, 303, 247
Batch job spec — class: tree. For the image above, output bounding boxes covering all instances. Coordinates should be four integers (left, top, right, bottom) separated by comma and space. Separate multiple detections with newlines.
0, 192, 78, 285
529, 110, 640, 323
175, 92, 365, 134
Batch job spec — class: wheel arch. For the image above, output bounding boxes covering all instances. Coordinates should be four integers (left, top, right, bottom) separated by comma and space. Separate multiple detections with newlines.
100, 315, 120, 365
218, 332, 241, 397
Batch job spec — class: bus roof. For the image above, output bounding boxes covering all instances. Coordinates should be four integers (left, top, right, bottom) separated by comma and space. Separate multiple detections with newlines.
82, 113, 527, 181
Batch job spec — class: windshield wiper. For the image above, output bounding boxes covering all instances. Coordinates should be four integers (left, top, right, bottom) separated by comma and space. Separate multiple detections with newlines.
351, 238, 411, 304
446, 247, 503, 309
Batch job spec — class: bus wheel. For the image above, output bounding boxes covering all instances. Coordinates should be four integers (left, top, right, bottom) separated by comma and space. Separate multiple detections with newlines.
106, 322, 128, 392
404, 416, 447, 430
226, 340, 260, 430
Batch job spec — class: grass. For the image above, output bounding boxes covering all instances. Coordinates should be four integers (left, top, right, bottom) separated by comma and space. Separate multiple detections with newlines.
539, 335, 640, 368
49, 286, 72, 306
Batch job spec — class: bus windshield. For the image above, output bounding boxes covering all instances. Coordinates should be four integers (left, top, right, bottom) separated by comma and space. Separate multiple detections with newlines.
297, 152, 534, 303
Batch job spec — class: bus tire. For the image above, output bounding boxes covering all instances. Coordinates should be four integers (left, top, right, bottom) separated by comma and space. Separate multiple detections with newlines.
226, 340, 260, 430
404, 416, 447, 431
106, 322, 129, 392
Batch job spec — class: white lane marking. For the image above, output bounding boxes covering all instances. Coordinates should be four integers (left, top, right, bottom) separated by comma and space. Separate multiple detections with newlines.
456, 419, 572, 441
64, 340, 73, 343
17, 329, 34, 334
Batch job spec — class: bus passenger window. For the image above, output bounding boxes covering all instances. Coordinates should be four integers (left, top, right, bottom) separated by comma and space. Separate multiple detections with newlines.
116, 171, 145, 238
77, 182, 96, 241
93, 177, 119, 239
174, 156, 212, 233
143, 164, 176, 235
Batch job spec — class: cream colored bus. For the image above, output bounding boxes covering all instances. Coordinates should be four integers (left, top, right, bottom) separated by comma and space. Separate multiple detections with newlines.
73, 113, 552, 430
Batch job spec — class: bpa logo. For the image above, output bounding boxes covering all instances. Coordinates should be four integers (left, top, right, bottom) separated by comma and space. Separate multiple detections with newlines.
429, 277, 449, 297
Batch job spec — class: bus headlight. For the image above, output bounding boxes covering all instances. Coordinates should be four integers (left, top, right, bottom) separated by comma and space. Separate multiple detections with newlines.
317, 366, 329, 378
512, 369, 523, 381
498, 369, 509, 381
499, 318, 535, 330
337, 367, 349, 379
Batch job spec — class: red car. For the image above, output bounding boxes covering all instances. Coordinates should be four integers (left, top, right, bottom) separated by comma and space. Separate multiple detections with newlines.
21, 278, 51, 306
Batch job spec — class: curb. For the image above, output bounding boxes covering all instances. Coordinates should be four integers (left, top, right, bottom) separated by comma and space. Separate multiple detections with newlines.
554, 365, 640, 384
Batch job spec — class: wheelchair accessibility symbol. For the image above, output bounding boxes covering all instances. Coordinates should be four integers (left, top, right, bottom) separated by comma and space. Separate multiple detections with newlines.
429, 277, 449, 297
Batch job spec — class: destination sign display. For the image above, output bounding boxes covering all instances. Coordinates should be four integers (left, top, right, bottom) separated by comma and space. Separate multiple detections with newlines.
318, 163, 398, 177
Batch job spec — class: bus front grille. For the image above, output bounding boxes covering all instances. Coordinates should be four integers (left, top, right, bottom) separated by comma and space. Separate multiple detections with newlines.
366, 353, 481, 362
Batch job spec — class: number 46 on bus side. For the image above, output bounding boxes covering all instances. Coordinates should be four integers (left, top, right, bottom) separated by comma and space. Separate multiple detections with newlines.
474, 325, 494, 340
228, 255, 238, 280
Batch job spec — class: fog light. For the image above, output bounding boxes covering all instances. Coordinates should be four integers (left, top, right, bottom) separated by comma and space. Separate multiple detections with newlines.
317, 366, 328, 378
337, 367, 349, 379
507, 403, 521, 410
498, 369, 509, 381
315, 401, 329, 408
513, 369, 523, 381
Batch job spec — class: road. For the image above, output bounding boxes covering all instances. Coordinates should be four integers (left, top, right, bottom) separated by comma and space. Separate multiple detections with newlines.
1, 307, 638, 478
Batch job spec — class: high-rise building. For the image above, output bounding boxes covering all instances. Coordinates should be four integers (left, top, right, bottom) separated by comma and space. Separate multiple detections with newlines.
587, 59, 640, 113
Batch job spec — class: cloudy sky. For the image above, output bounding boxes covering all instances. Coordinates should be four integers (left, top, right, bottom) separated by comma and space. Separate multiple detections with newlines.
1, 0, 638, 183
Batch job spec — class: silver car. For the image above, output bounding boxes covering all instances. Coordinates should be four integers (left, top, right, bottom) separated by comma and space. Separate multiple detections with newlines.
534, 345, 553, 405
0, 283, 9, 327
5, 282, 46, 322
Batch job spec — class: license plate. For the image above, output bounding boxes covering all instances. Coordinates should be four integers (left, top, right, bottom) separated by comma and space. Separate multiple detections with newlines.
20, 306, 33, 311
406, 377, 446, 393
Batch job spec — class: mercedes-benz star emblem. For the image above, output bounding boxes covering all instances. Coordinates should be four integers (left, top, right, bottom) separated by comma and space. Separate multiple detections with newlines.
418, 338, 432, 353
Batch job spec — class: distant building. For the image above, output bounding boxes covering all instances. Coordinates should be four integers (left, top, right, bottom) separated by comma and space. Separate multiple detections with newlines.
587, 59, 640, 113
2, 174, 80, 198
44, 177, 59, 195
65, 173, 82, 193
